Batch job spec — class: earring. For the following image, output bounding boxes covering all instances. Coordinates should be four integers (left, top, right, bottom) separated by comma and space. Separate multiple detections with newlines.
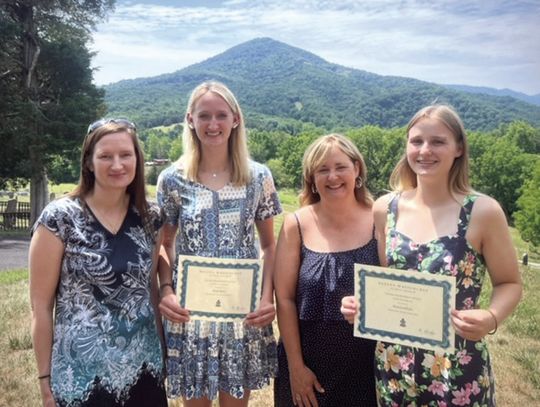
311, 183, 318, 194
188, 123, 194, 129
232, 123, 238, 129
355, 177, 363, 189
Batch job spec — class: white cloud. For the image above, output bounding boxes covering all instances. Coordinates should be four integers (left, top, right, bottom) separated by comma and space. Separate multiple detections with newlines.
91, 0, 540, 94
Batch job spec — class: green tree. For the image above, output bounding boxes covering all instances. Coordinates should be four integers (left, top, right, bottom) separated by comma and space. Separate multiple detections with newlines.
169, 137, 183, 161
248, 129, 291, 163
514, 160, 540, 246
347, 126, 404, 197
278, 132, 321, 189
471, 138, 534, 217
0, 0, 114, 223
145, 132, 172, 160
499, 121, 540, 154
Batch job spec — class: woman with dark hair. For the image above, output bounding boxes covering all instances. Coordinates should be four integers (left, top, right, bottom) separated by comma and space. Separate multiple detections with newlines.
29, 119, 167, 407
157, 81, 282, 406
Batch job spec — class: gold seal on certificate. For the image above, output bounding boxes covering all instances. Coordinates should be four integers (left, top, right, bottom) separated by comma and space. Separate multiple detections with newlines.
353, 264, 456, 353
176, 255, 263, 322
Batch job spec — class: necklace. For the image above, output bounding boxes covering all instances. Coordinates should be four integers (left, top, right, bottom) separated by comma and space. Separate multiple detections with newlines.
85, 197, 129, 235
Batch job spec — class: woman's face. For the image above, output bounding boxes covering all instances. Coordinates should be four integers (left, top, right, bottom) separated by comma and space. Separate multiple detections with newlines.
406, 117, 462, 180
313, 145, 359, 201
187, 92, 239, 151
89, 131, 137, 192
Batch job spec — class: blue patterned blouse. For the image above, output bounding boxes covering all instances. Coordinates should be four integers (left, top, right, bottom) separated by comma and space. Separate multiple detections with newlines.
34, 197, 165, 406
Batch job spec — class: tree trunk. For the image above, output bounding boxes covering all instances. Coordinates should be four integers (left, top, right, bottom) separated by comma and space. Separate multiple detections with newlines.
18, 2, 48, 226
30, 161, 49, 226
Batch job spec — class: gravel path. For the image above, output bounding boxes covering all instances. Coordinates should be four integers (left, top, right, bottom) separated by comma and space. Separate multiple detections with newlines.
0, 235, 30, 271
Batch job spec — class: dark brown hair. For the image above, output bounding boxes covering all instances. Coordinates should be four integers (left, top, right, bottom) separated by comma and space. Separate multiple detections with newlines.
70, 122, 149, 223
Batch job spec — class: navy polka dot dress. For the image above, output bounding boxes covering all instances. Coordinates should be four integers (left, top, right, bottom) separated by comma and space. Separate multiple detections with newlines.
275, 214, 380, 406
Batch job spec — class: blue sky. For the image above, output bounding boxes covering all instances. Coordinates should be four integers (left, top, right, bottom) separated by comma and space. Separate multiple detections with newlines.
91, 0, 540, 95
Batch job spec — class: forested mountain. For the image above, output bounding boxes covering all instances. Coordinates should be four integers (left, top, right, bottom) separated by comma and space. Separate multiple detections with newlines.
104, 38, 540, 131
444, 84, 540, 107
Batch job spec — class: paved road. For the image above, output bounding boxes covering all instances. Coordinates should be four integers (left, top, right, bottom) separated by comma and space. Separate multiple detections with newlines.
0, 235, 30, 271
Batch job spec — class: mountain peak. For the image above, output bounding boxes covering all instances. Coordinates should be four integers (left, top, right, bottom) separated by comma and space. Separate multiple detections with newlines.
104, 38, 540, 130
189, 37, 329, 73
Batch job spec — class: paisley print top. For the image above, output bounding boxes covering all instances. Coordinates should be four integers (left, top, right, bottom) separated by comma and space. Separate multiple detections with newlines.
34, 197, 165, 406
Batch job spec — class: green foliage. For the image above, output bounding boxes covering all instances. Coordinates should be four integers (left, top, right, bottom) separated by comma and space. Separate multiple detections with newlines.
279, 132, 321, 188
500, 121, 540, 154
248, 130, 291, 163
514, 161, 540, 246
470, 138, 535, 216
266, 158, 290, 189
169, 137, 183, 161
346, 126, 404, 197
0, 0, 115, 211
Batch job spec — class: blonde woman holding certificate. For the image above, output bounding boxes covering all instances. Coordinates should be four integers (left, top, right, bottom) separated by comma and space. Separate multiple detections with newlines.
341, 105, 522, 406
275, 134, 378, 407
157, 81, 282, 406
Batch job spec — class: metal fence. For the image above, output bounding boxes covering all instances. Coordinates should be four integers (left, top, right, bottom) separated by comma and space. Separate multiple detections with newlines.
0, 200, 31, 230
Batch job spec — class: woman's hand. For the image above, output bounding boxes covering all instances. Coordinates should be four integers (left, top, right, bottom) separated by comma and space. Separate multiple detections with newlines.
39, 380, 55, 407
340, 295, 358, 324
158, 290, 190, 323
451, 309, 497, 341
245, 298, 276, 327
290, 365, 325, 407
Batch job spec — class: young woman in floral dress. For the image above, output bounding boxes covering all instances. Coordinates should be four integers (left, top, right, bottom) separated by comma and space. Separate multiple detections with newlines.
342, 104, 522, 406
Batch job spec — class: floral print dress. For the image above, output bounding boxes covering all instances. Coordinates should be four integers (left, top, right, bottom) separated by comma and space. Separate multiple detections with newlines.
157, 160, 282, 400
376, 194, 496, 407
34, 197, 166, 407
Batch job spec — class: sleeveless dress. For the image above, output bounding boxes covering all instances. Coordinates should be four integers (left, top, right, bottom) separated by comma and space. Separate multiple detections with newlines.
157, 160, 282, 400
34, 197, 167, 407
274, 213, 379, 406
375, 194, 496, 406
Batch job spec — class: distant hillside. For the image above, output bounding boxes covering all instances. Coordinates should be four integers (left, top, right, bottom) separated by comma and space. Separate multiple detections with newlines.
444, 84, 540, 107
104, 38, 540, 131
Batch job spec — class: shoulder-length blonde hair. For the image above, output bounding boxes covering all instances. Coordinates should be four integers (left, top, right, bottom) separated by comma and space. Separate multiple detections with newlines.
71, 121, 149, 221
179, 81, 250, 186
389, 104, 471, 195
299, 133, 373, 207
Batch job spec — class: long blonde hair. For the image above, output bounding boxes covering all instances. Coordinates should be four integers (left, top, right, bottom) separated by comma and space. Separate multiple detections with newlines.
389, 104, 471, 195
180, 81, 250, 185
299, 133, 373, 207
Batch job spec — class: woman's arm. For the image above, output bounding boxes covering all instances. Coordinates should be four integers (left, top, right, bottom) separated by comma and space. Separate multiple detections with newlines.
373, 194, 391, 267
342, 195, 390, 324
29, 225, 63, 407
150, 230, 166, 347
275, 213, 324, 406
157, 223, 189, 323
245, 217, 277, 327
452, 196, 522, 340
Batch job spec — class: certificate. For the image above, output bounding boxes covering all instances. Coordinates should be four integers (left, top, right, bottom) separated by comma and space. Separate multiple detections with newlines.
354, 264, 456, 353
176, 255, 263, 322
